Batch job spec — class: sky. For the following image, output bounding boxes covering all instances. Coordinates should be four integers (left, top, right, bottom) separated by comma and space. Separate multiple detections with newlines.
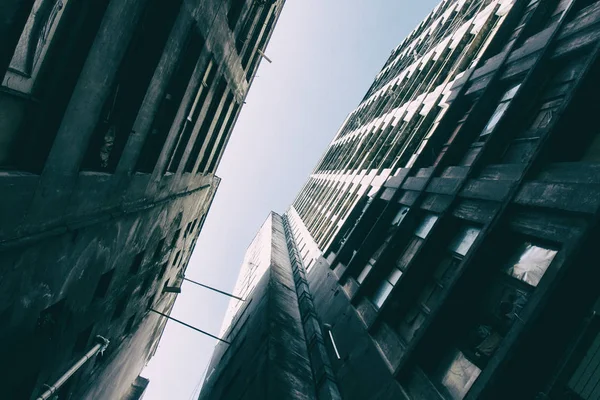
142, 1, 441, 398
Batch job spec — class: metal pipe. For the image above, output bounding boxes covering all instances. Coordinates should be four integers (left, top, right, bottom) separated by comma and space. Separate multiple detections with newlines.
183, 277, 244, 301
150, 309, 230, 344
257, 48, 272, 63
37, 336, 109, 400
323, 324, 341, 360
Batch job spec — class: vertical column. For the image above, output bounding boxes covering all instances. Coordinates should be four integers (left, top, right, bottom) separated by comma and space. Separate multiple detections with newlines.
42, 0, 150, 175
26, 0, 150, 222
114, 11, 193, 176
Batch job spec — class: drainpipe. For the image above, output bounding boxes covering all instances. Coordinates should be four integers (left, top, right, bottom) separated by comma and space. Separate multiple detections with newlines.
323, 324, 341, 360
36, 336, 110, 400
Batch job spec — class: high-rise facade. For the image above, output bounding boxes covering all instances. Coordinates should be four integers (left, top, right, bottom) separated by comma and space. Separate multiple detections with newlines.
0, 0, 285, 399
203, 0, 600, 399
199, 213, 341, 400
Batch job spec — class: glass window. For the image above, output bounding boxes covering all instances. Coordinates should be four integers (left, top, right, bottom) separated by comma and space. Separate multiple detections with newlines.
480, 84, 521, 137
356, 263, 373, 284
503, 243, 557, 287
372, 267, 403, 308
433, 239, 558, 398
372, 281, 394, 308
392, 206, 410, 225
448, 227, 481, 256
414, 214, 438, 239
440, 350, 482, 400
388, 267, 403, 285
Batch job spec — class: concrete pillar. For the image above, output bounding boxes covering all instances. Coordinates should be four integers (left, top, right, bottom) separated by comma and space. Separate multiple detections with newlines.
114, 10, 193, 176
168, 79, 221, 175
190, 89, 231, 174
203, 102, 241, 173
25, 0, 150, 223
42, 0, 150, 176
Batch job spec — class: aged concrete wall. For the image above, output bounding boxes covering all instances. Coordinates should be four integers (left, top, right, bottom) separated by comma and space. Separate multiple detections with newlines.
307, 257, 408, 400
199, 213, 317, 400
0, 0, 286, 397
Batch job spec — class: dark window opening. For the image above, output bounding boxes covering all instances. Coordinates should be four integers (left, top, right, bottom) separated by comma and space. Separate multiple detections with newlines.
395, 226, 480, 344
241, 5, 271, 68
184, 77, 228, 173
81, 0, 184, 173
157, 263, 168, 280
350, 206, 411, 286
135, 28, 205, 173
546, 54, 600, 163
427, 239, 558, 399
173, 251, 182, 267
245, 11, 277, 81
165, 59, 218, 173
3, 0, 111, 172
74, 325, 94, 353
153, 238, 166, 261
35, 299, 67, 341
228, 0, 246, 31
112, 293, 129, 321
184, 221, 193, 237
141, 273, 153, 295
366, 213, 436, 313
147, 296, 155, 310
130, 251, 145, 274
171, 229, 181, 247
123, 314, 136, 336
94, 269, 114, 299
206, 102, 240, 173
235, 3, 259, 52
198, 93, 234, 173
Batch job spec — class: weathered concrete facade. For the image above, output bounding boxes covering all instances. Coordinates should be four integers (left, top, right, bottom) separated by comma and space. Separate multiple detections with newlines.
0, 0, 285, 398
208, 0, 600, 399
199, 213, 318, 400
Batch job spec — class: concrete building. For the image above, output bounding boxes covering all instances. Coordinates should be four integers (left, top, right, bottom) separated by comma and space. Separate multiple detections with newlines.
203, 0, 600, 399
0, 0, 285, 399
199, 213, 340, 400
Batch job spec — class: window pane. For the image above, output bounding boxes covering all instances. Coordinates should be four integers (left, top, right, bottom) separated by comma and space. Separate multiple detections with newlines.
440, 350, 482, 400
392, 206, 410, 226
448, 227, 481, 256
504, 243, 557, 287
501, 83, 521, 101
388, 268, 403, 285
415, 215, 438, 239
357, 263, 373, 284
481, 101, 509, 137
372, 281, 394, 308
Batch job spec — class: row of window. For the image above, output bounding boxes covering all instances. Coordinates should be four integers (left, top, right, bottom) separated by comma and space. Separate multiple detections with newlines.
337, 0, 496, 142
420, 0, 600, 174
342, 203, 559, 399
0, 0, 261, 176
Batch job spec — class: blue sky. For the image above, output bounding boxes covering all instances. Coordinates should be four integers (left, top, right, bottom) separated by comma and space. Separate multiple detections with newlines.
142, 1, 441, 398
